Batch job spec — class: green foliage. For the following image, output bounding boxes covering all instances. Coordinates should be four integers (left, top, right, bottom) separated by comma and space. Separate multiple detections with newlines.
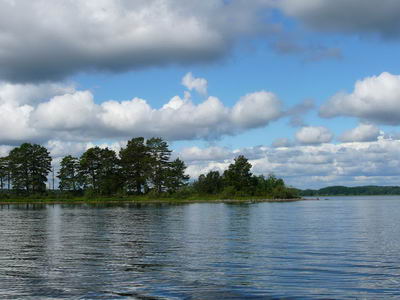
79, 147, 121, 196
8, 143, 51, 193
221, 186, 237, 199
165, 158, 189, 194
300, 185, 400, 196
119, 137, 149, 194
0, 138, 295, 201
194, 171, 224, 195
192, 157, 297, 199
58, 155, 79, 191
146, 137, 172, 193
223, 155, 253, 193
0, 156, 9, 190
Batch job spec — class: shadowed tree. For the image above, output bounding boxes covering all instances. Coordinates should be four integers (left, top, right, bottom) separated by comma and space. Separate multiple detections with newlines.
165, 158, 189, 194
146, 137, 172, 193
223, 155, 253, 193
8, 143, 52, 193
194, 170, 224, 195
57, 155, 80, 192
79, 147, 121, 195
119, 137, 150, 194
0, 156, 9, 191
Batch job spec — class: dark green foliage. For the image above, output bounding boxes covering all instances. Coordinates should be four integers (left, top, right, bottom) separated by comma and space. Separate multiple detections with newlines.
194, 171, 224, 194
8, 143, 51, 193
300, 185, 400, 196
79, 147, 121, 196
0, 156, 9, 191
165, 158, 190, 194
146, 137, 172, 193
57, 155, 79, 191
0, 138, 296, 200
223, 155, 253, 193
192, 156, 297, 199
119, 137, 149, 194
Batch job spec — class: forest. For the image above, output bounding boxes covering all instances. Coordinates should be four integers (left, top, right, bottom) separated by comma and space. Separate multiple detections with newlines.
300, 186, 400, 196
0, 137, 298, 201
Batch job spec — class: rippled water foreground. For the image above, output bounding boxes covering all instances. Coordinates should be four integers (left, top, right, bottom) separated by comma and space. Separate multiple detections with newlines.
1, 197, 400, 299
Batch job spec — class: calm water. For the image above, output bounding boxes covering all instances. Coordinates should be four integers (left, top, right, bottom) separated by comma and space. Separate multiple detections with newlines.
1, 197, 400, 299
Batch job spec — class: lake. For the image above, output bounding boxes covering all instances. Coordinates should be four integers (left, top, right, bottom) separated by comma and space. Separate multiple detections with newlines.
0, 196, 400, 299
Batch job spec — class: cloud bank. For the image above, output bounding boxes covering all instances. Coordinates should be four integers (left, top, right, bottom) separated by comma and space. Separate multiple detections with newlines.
278, 0, 400, 38
0, 78, 283, 145
0, 0, 272, 82
181, 137, 400, 188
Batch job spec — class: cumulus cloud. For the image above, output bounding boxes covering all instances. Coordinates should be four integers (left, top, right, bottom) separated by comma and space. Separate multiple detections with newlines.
182, 72, 208, 95
295, 126, 333, 145
320, 72, 400, 124
0, 79, 284, 144
0, 0, 273, 82
340, 124, 381, 143
278, 0, 400, 38
231, 91, 282, 128
179, 138, 400, 188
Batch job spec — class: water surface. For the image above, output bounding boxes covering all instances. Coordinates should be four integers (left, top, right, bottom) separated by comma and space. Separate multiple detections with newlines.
1, 197, 400, 299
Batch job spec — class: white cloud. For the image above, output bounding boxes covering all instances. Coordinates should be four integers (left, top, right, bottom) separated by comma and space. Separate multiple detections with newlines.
231, 91, 282, 128
182, 72, 208, 95
179, 138, 400, 188
295, 126, 333, 145
0, 0, 272, 82
340, 124, 381, 142
179, 146, 233, 162
320, 72, 400, 124
0, 82, 75, 105
33, 91, 98, 130
0, 78, 284, 144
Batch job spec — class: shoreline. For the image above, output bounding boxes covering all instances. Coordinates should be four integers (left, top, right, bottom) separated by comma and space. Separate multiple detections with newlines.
0, 197, 316, 205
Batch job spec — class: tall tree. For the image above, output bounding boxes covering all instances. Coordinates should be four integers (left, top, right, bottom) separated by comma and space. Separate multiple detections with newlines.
0, 156, 9, 191
223, 155, 253, 192
79, 147, 121, 195
57, 155, 80, 191
119, 137, 150, 194
146, 137, 172, 193
165, 158, 189, 193
8, 143, 52, 193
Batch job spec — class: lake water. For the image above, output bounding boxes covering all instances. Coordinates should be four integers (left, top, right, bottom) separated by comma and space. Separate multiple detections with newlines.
1, 197, 400, 299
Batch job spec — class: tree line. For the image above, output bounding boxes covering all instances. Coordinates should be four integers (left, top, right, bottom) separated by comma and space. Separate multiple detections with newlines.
300, 185, 400, 196
0, 137, 298, 199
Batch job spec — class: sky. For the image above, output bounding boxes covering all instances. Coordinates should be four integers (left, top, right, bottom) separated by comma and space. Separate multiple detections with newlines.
1, 0, 400, 189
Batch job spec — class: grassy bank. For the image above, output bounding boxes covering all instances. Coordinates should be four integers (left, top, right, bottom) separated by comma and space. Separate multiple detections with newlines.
0, 194, 306, 205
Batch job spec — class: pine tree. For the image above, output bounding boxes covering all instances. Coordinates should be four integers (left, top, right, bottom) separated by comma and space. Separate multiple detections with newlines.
79, 147, 121, 195
146, 137, 172, 193
119, 137, 150, 194
0, 156, 9, 191
57, 155, 79, 191
8, 143, 52, 193
165, 158, 189, 193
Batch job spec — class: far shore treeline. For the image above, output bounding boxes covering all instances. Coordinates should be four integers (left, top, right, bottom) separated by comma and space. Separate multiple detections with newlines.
0, 137, 299, 201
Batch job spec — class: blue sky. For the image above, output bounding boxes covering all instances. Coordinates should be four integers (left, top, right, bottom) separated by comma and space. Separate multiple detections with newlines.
0, 0, 400, 188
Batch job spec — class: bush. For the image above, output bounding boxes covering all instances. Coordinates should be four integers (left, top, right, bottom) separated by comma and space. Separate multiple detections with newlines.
221, 186, 236, 199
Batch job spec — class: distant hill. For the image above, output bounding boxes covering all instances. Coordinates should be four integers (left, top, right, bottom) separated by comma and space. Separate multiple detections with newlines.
299, 185, 400, 196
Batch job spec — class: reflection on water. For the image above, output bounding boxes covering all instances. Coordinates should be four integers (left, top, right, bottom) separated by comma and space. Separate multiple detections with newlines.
1, 198, 400, 299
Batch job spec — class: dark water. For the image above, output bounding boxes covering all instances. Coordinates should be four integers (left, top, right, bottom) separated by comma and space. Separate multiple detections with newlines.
1, 197, 400, 299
